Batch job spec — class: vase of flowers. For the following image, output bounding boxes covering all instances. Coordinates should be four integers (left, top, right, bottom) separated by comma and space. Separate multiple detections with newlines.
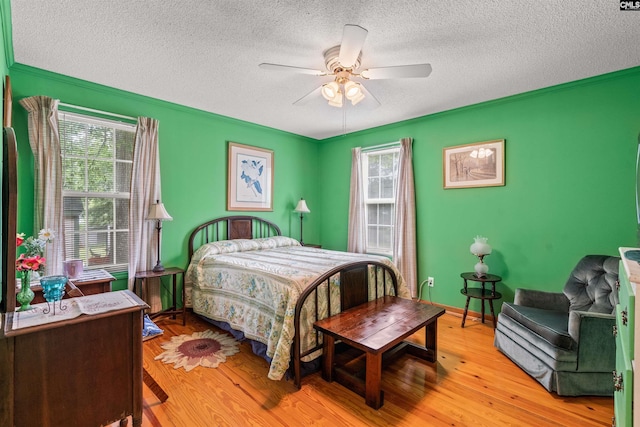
15, 229, 55, 311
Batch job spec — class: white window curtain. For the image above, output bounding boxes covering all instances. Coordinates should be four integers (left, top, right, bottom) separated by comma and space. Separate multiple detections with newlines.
128, 117, 162, 311
19, 96, 65, 276
393, 138, 417, 298
347, 147, 366, 253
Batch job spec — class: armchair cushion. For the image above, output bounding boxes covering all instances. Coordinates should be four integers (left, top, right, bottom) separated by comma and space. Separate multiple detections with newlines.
501, 303, 573, 350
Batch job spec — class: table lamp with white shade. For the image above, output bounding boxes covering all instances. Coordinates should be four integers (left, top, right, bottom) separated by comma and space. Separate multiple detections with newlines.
294, 198, 310, 246
470, 236, 492, 278
147, 200, 173, 272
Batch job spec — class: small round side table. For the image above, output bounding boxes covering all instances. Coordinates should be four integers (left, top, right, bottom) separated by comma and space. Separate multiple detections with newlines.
460, 272, 502, 328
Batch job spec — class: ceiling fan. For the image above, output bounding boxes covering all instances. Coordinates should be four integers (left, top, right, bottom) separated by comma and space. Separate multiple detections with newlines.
259, 24, 432, 108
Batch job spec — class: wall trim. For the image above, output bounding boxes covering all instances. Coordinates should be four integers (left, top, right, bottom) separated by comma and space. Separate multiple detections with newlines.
9, 63, 316, 142
420, 300, 500, 326
322, 65, 640, 143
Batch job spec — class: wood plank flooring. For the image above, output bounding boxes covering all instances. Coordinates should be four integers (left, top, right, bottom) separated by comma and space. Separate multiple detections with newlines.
125, 309, 613, 426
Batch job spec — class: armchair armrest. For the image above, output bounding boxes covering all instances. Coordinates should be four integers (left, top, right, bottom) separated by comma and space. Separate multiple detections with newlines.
514, 288, 569, 311
568, 311, 616, 372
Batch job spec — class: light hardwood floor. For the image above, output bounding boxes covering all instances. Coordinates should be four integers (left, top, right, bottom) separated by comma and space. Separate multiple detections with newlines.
131, 309, 613, 427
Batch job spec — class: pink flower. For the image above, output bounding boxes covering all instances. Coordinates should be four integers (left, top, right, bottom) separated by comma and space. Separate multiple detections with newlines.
15, 229, 54, 273
16, 254, 46, 272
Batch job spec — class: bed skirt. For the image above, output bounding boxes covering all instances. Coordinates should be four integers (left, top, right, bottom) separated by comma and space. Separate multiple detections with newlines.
199, 315, 321, 380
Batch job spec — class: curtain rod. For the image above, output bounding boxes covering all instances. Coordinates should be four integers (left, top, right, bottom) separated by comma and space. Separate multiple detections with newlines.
361, 141, 400, 152
58, 102, 137, 122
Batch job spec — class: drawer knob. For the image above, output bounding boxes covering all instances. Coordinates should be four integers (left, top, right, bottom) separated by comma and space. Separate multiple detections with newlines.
613, 370, 624, 392
622, 309, 628, 326
613, 325, 618, 337
616, 279, 620, 292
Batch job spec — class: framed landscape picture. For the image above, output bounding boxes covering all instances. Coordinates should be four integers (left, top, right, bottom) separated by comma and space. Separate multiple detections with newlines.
227, 142, 273, 211
443, 139, 505, 189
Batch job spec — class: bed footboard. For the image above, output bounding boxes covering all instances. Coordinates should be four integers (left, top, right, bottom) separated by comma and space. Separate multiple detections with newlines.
292, 260, 399, 389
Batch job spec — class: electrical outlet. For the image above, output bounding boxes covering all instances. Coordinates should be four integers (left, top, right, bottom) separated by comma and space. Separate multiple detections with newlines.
428, 277, 435, 287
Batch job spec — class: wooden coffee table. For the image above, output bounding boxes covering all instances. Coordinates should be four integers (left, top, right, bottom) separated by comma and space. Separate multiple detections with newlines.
314, 296, 445, 409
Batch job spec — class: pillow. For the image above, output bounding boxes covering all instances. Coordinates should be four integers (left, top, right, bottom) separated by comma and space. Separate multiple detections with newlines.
191, 236, 301, 262
255, 236, 301, 249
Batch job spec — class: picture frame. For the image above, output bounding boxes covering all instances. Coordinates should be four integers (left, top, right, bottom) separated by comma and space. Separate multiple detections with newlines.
227, 142, 273, 211
443, 139, 505, 189
3, 75, 12, 127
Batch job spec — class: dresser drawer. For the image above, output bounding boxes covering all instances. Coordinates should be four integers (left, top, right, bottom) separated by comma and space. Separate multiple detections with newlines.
614, 330, 633, 427
617, 260, 635, 353
616, 305, 634, 355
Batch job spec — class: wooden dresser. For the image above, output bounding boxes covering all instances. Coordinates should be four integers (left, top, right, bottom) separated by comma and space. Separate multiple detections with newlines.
0, 290, 148, 427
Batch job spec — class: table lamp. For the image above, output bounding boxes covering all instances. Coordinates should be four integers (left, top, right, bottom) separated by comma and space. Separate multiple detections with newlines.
470, 236, 492, 277
147, 200, 173, 272
294, 198, 310, 245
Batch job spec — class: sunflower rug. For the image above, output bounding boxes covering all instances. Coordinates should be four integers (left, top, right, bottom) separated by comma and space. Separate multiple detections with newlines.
154, 330, 240, 372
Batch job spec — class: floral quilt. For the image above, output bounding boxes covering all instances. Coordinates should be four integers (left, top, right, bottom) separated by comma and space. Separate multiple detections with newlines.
185, 236, 410, 380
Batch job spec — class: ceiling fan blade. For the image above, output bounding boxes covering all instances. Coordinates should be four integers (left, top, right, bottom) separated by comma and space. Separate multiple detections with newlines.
338, 24, 368, 68
361, 64, 432, 80
293, 86, 322, 106
259, 63, 326, 76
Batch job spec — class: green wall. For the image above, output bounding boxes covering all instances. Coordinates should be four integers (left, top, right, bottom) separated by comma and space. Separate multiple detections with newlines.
318, 67, 640, 310
6, 44, 639, 312
0, 0, 10, 80
9, 64, 320, 290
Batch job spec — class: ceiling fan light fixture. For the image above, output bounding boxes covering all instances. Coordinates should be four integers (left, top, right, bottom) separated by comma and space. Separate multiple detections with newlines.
350, 91, 365, 106
344, 81, 363, 100
321, 81, 340, 101
262, 25, 431, 110
327, 92, 343, 107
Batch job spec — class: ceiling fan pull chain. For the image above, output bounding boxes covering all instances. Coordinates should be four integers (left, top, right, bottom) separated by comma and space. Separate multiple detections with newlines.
342, 107, 347, 136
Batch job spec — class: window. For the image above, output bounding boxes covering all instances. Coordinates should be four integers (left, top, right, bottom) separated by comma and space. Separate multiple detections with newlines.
362, 146, 399, 255
58, 111, 135, 271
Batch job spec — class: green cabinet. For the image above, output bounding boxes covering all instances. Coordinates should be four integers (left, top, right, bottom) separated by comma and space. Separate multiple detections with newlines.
615, 304, 633, 427
616, 250, 638, 427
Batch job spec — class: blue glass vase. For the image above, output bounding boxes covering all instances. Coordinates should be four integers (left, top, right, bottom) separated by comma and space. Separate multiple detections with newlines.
40, 275, 67, 303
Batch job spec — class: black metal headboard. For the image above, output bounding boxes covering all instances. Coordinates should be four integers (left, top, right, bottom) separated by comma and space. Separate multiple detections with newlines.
188, 215, 282, 259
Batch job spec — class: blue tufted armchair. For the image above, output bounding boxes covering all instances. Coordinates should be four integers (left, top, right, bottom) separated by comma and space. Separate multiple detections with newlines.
494, 255, 620, 396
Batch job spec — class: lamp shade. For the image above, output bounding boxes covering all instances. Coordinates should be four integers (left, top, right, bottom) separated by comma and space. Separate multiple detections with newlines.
344, 81, 361, 99
321, 82, 340, 100
147, 201, 173, 221
327, 92, 343, 107
350, 91, 365, 105
470, 236, 492, 256
294, 199, 310, 213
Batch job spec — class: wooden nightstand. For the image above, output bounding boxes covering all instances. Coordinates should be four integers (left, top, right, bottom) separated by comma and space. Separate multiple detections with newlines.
459, 272, 502, 328
134, 267, 186, 325
68, 269, 115, 295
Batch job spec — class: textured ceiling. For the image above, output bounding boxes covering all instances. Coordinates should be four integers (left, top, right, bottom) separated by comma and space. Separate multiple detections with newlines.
10, 1, 640, 140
